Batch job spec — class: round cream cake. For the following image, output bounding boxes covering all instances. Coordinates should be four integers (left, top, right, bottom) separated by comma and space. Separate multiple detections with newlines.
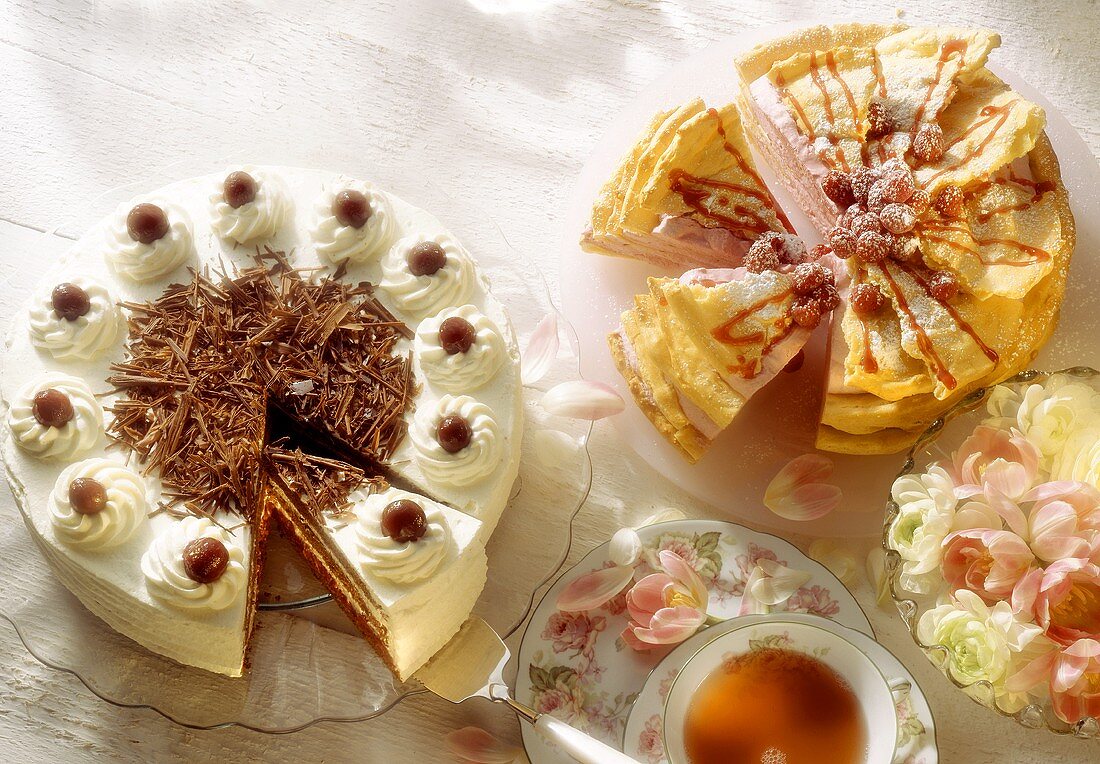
1, 166, 523, 679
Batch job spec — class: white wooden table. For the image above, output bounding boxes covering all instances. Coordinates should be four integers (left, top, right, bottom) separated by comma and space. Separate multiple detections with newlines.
2, 1, 1098, 760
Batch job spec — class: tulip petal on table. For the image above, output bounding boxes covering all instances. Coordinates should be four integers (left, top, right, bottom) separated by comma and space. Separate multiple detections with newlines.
444, 726, 522, 764
541, 380, 625, 420
521, 312, 560, 386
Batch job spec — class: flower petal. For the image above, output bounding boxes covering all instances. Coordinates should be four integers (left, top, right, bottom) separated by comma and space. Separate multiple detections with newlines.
521, 312, 559, 385
766, 483, 843, 522
982, 459, 1031, 501
541, 380, 625, 420
633, 605, 706, 644
555, 564, 635, 612
658, 550, 709, 607
621, 624, 656, 652
752, 559, 813, 605
1005, 649, 1058, 694
764, 454, 841, 521
444, 726, 522, 764
626, 573, 672, 624
738, 565, 770, 616
808, 539, 859, 586
636, 507, 688, 527
609, 528, 643, 567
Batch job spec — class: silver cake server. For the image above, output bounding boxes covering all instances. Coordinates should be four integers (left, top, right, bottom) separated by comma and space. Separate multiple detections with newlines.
417, 616, 639, 763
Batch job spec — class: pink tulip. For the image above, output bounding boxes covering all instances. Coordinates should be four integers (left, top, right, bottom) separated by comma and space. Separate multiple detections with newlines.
941, 529, 1034, 603
1026, 481, 1100, 563
1013, 559, 1100, 646
1050, 638, 1100, 725
952, 425, 1040, 500
1008, 639, 1100, 726
622, 551, 708, 650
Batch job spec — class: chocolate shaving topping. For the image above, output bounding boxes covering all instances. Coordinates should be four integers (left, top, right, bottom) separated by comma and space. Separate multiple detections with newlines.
108, 250, 414, 520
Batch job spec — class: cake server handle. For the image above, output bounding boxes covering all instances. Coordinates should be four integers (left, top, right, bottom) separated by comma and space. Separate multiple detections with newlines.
532, 714, 640, 764
490, 685, 639, 764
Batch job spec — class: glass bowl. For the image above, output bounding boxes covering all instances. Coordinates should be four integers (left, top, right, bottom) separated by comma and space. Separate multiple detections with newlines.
0, 157, 594, 732
883, 367, 1100, 739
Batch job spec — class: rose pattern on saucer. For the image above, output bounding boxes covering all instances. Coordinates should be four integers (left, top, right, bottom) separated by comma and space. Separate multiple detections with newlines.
517, 521, 869, 761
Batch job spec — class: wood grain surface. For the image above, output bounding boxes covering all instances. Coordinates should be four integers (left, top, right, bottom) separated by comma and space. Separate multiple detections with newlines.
1, 1, 1098, 761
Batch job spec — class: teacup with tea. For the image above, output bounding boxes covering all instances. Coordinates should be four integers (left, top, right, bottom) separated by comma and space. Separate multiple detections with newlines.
663, 619, 910, 764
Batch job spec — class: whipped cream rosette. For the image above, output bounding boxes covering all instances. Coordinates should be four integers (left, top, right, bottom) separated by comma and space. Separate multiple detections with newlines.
380, 232, 477, 318
410, 394, 502, 486
7, 372, 104, 460
209, 166, 292, 243
349, 488, 450, 584
141, 516, 247, 611
27, 276, 124, 361
310, 179, 397, 263
414, 304, 506, 391
104, 199, 194, 281
48, 458, 147, 550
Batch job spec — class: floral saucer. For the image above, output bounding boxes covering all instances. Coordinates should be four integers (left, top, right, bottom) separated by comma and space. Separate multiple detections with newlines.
515, 519, 873, 763
622, 612, 938, 764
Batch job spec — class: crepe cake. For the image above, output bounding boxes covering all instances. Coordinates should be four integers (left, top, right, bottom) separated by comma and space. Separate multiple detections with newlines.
736, 24, 1074, 453
581, 99, 794, 270
1, 167, 522, 680
610, 236, 845, 462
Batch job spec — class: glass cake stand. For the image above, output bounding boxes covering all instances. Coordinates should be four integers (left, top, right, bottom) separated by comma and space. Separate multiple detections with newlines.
883, 368, 1100, 739
0, 156, 594, 731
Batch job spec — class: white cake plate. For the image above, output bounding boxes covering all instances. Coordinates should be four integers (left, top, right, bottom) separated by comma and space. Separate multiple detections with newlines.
0, 156, 593, 732
515, 519, 873, 764
558, 24, 1100, 538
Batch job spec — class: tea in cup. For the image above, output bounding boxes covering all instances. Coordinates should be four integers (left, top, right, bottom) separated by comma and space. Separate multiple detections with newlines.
663, 619, 909, 764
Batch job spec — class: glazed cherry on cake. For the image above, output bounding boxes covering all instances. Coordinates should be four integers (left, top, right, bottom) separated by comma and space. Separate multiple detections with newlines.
222, 171, 258, 208
333, 188, 372, 228
437, 414, 472, 453
381, 499, 428, 543
183, 537, 231, 584
51, 283, 92, 321
68, 477, 108, 515
32, 388, 74, 428
438, 316, 476, 354
407, 241, 448, 276
126, 202, 170, 244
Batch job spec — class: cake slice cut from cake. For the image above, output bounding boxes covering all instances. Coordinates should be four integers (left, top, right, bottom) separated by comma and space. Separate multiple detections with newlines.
265, 449, 486, 681
610, 244, 843, 462
582, 99, 792, 270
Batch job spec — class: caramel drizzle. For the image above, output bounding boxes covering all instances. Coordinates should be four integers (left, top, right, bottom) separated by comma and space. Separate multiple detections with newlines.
923, 101, 1019, 185
896, 261, 999, 365
668, 169, 776, 237
915, 171, 1054, 267
967, 173, 1055, 223
852, 267, 879, 374
871, 48, 888, 99
910, 39, 969, 136
709, 108, 795, 233
807, 52, 852, 172
774, 70, 817, 142
710, 288, 796, 379
874, 263, 957, 390
918, 226, 1050, 267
